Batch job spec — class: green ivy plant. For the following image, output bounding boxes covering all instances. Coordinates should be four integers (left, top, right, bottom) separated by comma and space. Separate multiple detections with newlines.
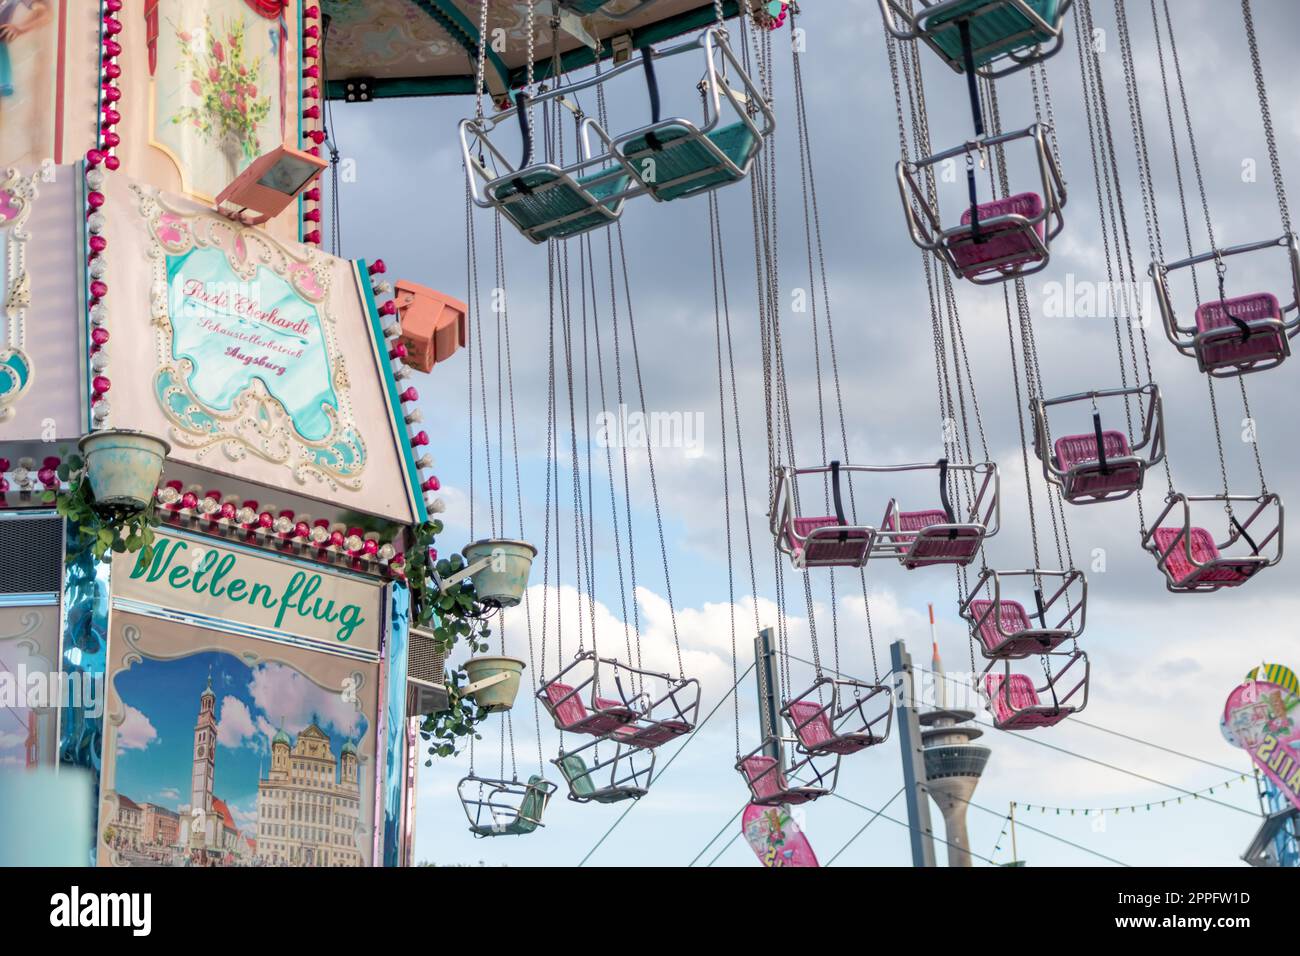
407, 519, 496, 759
42, 455, 161, 565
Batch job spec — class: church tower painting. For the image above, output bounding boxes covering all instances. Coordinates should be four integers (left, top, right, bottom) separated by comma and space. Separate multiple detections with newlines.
191, 670, 217, 819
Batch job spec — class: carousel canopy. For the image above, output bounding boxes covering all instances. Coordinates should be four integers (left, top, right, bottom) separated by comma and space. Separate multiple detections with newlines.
322, 0, 753, 100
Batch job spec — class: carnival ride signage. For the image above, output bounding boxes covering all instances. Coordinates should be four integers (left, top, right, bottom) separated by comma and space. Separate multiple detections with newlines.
1223, 668, 1300, 812
136, 184, 369, 488
114, 534, 382, 655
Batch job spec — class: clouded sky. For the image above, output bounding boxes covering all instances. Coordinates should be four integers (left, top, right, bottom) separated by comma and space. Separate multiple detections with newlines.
327, 0, 1300, 866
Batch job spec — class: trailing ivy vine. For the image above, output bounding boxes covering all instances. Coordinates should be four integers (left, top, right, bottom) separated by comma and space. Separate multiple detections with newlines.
407, 518, 495, 759
42, 455, 161, 564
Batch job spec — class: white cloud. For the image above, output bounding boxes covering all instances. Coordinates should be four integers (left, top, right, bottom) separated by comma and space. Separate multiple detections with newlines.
117, 704, 159, 752
216, 695, 261, 752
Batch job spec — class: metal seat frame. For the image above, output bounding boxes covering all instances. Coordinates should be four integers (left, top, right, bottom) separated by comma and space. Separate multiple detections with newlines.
586, 27, 775, 204
536, 649, 700, 747
960, 567, 1086, 660
1141, 492, 1284, 593
982, 648, 1089, 730
879, 0, 1074, 79
736, 736, 840, 808
457, 773, 558, 838
460, 27, 772, 242
1032, 383, 1165, 505
1150, 233, 1300, 377
771, 460, 1000, 570
780, 676, 893, 757
553, 736, 655, 804
897, 124, 1066, 284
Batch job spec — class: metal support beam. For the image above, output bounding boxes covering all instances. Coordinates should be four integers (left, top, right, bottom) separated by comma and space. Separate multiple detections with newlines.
891, 639, 937, 868
754, 628, 782, 761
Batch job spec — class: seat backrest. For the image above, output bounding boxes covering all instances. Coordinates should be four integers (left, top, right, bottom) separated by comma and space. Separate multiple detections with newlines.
968, 599, 1031, 648
984, 672, 1040, 721
518, 775, 551, 825
741, 755, 788, 801
557, 755, 596, 798
960, 191, 1043, 225
1151, 526, 1221, 579
787, 700, 835, 749
1195, 292, 1281, 333
1054, 431, 1132, 470
897, 509, 949, 532
544, 682, 589, 728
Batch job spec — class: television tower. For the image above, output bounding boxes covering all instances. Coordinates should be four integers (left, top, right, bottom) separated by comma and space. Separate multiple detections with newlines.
917, 604, 990, 867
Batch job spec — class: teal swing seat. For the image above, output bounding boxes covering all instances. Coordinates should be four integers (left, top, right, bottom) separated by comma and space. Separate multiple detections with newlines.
461, 27, 771, 240
490, 167, 633, 243
460, 773, 558, 837
554, 743, 653, 804
881, 0, 1069, 78
618, 121, 761, 202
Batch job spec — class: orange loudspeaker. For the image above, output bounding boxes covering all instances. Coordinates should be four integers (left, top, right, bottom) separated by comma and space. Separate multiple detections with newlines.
394, 281, 467, 373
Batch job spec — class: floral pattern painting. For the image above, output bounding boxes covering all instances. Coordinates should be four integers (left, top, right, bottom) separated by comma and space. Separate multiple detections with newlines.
149, 0, 287, 201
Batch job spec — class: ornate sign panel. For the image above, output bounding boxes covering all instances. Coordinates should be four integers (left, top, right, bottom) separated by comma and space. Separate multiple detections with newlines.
136, 183, 368, 489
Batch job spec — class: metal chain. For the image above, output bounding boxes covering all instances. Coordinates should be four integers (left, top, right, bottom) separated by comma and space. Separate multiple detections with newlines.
1240, 0, 1291, 234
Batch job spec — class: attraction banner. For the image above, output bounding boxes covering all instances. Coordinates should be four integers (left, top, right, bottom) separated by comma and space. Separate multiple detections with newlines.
742, 802, 819, 867
98, 609, 380, 867
113, 532, 384, 656
1223, 676, 1300, 813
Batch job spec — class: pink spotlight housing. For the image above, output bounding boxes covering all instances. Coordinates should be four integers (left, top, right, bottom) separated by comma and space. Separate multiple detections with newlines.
214, 144, 328, 225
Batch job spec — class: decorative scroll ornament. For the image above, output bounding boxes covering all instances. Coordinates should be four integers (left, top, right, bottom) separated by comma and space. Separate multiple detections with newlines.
134, 185, 367, 489
0, 168, 38, 422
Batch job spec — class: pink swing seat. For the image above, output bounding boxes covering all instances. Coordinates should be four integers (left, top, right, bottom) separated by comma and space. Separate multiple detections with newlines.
1149, 527, 1265, 589
614, 718, 692, 749
1054, 430, 1143, 501
966, 598, 1070, 658
788, 516, 873, 567
543, 682, 638, 737
786, 700, 882, 756
739, 755, 822, 806
885, 509, 983, 568
984, 672, 1074, 730
948, 192, 1046, 279
1194, 293, 1287, 372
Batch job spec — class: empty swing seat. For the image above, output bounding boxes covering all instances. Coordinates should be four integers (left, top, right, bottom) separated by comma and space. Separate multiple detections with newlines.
616, 717, 692, 749
543, 682, 638, 736
620, 121, 761, 202
786, 700, 883, 756
788, 516, 874, 567
984, 672, 1073, 730
948, 192, 1046, 279
556, 754, 646, 804
1150, 527, 1267, 590
490, 168, 633, 243
1054, 430, 1144, 501
1193, 293, 1287, 373
886, 509, 983, 568
924, 0, 1063, 70
467, 775, 554, 837
739, 756, 827, 806
967, 599, 1070, 658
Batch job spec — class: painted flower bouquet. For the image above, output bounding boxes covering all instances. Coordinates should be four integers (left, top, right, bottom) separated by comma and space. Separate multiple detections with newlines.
169, 14, 272, 177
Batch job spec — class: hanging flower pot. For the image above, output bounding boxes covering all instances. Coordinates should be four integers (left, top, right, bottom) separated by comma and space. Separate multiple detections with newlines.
78, 429, 170, 514
462, 656, 526, 712
460, 539, 536, 608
